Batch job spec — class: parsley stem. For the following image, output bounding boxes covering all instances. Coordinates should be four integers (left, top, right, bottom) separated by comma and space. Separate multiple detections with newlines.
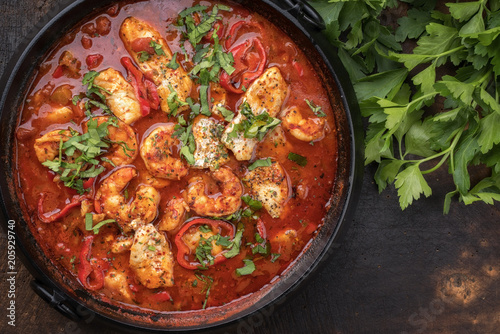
419, 127, 464, 175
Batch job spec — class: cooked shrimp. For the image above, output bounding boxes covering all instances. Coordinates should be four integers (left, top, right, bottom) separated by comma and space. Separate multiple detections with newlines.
281, 107, 326, 142
94, 68, 142, 124
222, 67, 288, 161
140, 124, 188, 180
242, 161, 290, 219
158, 197, 189, 231
120, 17, 193, 114
34, 130, 72, 163
184, 167, 243, 217
94, 167, 161, 233
129, 223, 174, 288
138, 170, 171, 189
85, 116, 138, 167
192, 115, 229, 170
111, 235, 134, 254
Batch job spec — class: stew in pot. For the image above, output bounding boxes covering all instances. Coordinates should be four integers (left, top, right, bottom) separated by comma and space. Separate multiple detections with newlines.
14, 0, 339, 311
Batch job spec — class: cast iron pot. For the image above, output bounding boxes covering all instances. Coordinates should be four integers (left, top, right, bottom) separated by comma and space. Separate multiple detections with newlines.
0, 0, 363, 331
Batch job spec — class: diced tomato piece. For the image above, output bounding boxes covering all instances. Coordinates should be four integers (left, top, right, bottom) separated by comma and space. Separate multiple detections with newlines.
86, 54, 103, 69
131, 37, 154, 54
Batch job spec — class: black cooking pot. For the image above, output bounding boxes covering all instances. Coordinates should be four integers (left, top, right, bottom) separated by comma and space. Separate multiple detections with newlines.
0, 0, 363, 331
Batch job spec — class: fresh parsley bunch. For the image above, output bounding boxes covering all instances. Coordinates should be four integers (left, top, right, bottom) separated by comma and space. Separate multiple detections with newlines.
311, 0, 500, 213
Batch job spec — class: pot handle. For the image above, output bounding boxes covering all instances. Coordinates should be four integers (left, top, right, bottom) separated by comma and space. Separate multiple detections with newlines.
281, 0, 326, 30
30, 280, 81, 322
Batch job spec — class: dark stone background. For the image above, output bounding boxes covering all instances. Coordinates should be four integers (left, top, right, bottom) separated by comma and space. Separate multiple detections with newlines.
1, 1, 499, 333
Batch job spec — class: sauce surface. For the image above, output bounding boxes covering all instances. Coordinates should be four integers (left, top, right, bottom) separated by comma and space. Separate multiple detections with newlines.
15, 0, 338, 312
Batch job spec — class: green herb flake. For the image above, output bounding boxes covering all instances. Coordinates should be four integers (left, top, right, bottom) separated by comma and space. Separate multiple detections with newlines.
241, 195, 263, 211
137, 51, 151, 62
288, 152, 308, 167
236, 259, 256, 276
248, 158, 272, 171
305, 99, 326, 117
150, 40, 166, 56
270, 253, 281, 263
167, 52, 180, 70
224, 223, 244, 259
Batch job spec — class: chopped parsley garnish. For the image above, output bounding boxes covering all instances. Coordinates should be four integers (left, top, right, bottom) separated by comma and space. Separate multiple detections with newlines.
305, 99, 326, 117
166, 52, 180, 70
171, 5, 236, 168
252, 243, 271, 256
42, 117, 118, 194
195, 235, 216, 269
85, 213, 116, 234
218, 106, 234, 121
223, 223, 244, 259
227, 102, 281, 141
195, 273, 214, 309
248, 158, 272, 171
80, 71, 112, 115
199, 225, 212, 233
137, 51, 150, 62
288, 152, 308, 167
236, 259, 256, 276
179, 4, 230, 47
241, 195, 263, 211
173, 123, 196, 165
270, 253, 281, 263
167, 83, 189, 116
215, 235, 232, 248
150, 40, 166, 56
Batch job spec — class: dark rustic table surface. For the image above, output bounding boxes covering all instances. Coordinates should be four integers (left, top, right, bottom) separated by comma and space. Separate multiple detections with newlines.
1, 1, 499, 333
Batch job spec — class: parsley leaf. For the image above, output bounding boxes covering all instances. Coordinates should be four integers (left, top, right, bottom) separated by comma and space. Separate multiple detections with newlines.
137, 51, 150, 62
167, 52, 179, 70
150, 40, 166, 56
305, 99, 326, 117
315, 0, 500, 212
224, 223, 244, 259
287, 152, 307, 167
248, 158, 272, 171
241, 195, 263, 211
236, 259, 256, 276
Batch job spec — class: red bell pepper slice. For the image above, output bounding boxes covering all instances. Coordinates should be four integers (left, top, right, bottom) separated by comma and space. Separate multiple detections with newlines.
292, 60, 304, 77
220, 37, 267, 94
78, 236, 105, 291
225, 20, 263, 50
52, 65, 64, 79
202, 20, 224, 44
38, 193, 84, 223
82, 177, 96, 190
120, 57, 160, 115
150, 291, 173, 303
145, 79, 160, 110
174, 218, 235, 270
256, 218, 266, 240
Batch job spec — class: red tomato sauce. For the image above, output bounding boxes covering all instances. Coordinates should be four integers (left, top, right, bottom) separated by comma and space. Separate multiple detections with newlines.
14, 0, 339, 312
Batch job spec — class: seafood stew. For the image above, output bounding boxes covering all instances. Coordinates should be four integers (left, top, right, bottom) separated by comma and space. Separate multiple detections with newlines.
14, 0, 340, 312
